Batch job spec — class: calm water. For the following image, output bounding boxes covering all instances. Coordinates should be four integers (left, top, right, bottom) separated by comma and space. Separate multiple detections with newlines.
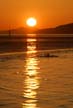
0, 34, 73, 108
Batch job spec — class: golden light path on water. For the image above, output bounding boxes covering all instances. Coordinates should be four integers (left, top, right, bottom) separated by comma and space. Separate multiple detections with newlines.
22, 35, 40, 108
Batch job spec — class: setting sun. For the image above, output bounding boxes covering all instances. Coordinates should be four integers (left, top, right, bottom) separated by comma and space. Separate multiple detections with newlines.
26, 17, 37, 27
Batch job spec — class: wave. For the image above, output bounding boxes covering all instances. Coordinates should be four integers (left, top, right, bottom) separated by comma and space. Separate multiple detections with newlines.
0, 48, 73, 62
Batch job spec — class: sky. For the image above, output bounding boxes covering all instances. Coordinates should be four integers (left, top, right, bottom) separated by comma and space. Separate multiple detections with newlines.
0, 0, 73, 30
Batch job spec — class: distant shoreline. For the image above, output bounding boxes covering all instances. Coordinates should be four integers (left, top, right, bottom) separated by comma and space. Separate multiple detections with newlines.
0, 23, 73, 34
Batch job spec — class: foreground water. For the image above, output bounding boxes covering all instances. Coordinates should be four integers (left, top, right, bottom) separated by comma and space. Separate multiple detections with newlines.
0, 35, 73, 108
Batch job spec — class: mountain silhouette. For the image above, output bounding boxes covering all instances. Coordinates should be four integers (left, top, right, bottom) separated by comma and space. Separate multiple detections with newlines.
0, 23, 73, 34
36, 23, 73, 34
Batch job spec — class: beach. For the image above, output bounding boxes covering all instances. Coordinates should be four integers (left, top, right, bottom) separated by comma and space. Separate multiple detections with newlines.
0, 34, 73, 108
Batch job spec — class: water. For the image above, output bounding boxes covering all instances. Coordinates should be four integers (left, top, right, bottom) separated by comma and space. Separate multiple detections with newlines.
0, 34, 73, 108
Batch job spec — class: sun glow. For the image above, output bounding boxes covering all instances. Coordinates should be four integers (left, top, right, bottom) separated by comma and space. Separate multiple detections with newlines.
26, 17, 37, 27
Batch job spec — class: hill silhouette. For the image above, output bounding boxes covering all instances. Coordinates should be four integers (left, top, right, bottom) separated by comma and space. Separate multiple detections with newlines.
36, 23, 73, 34
0, 23, 73, 34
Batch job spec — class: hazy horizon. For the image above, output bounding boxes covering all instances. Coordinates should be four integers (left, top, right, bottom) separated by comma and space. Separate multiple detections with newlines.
0, 22, 73, 31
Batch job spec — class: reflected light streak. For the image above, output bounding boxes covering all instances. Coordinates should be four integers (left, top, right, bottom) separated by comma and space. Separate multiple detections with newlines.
22, 37, 39, 108
27, 38, 37, 54
26, 34, 37, 37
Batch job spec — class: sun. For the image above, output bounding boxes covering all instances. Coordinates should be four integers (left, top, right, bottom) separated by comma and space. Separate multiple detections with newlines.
26, 17, 37, 27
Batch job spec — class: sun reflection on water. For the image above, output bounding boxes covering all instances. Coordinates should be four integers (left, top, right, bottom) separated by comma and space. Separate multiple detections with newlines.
22, 36, 40, 108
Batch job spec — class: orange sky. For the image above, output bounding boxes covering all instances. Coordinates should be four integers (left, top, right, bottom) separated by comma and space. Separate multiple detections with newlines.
0, 0, 73, 30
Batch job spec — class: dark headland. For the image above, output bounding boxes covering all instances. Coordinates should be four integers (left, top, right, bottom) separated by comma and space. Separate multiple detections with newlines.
36, 23, 73, 34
